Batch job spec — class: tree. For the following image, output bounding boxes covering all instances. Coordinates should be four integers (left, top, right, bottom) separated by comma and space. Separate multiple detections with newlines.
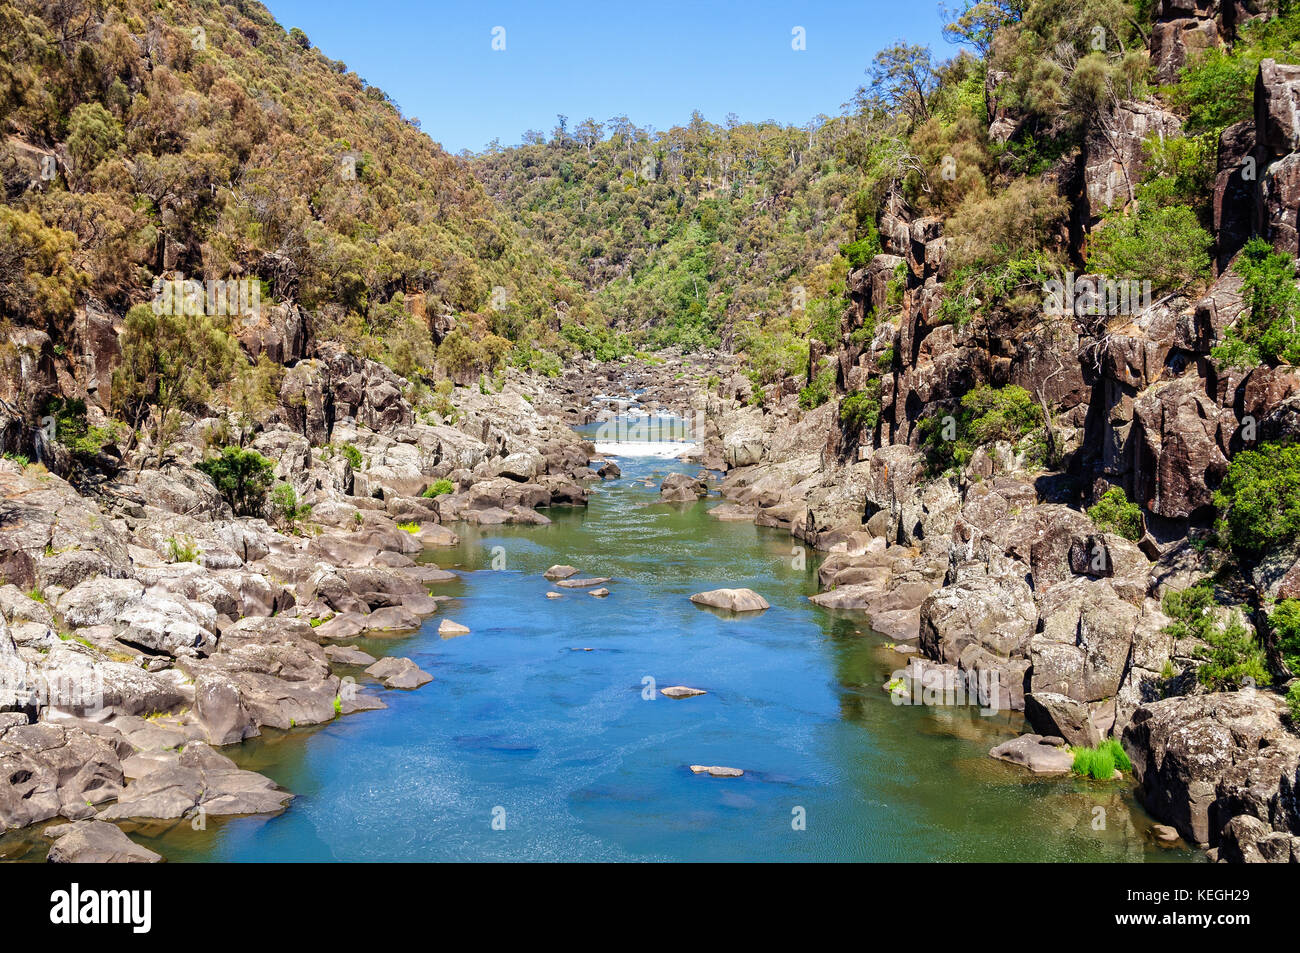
270, 482, 312, 535
1087, 487, 1143, 540
0, 206, 85, 321
1212, 237, 1300, 368
859, 42, 938, 127
1213, 442, 1300, 557
941, 0, 1029, 55
197, 446, 275, 516
112, 304, 239, 466
1086, 202, 1212, 294
67, 101, 121, 182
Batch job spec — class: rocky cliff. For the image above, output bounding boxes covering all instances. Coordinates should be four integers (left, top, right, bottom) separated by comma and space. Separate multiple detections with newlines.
697, 1, 1300, 861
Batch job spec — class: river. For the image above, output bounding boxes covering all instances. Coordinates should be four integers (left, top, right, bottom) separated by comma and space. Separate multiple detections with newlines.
72, 417, 1196, 862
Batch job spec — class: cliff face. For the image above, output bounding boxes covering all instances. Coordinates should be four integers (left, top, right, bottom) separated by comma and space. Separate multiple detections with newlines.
698, 1, 1300, 859
842, 22, 1300, 546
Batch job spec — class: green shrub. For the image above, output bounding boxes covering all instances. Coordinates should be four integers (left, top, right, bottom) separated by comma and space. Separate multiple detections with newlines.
167, 535, 200, 563
839, 229, 882, 269
1087, 487, 1143, 541
340, 443, 363, 470
1270, 599, 1300, 674
840, 380, 882, 432
1072, 738, 1132, 780
270, 483, 312, 535
196, 447, 276, 517
962, 384, 1041, 445
1288, 681, 1300, 724
423, 478, 455, 497
798, 366, 836, 410
42, 397, 119, 466
1086, 202, 1212, 295
1212, 442, 1300, 557
397, 520, 419, 533
1071, 745, 1115, 781
1212, 238, 1300, 369
1162, 583, 1269, 691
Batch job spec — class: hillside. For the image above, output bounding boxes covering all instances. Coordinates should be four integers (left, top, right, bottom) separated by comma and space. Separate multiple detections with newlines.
0, 0, 589, 425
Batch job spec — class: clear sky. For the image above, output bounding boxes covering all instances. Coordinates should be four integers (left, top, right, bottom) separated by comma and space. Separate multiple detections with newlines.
260, 0, 955, 154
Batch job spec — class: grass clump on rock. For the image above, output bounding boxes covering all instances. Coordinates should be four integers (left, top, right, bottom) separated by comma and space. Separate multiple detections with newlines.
423, 478, 455, 497
1071, 739, 1131, 780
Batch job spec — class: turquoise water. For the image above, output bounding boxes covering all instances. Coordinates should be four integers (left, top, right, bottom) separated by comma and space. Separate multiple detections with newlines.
88, 435, 1195, 862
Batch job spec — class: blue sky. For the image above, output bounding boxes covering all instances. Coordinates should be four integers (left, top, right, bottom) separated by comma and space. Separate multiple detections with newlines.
261, 0, 954, 154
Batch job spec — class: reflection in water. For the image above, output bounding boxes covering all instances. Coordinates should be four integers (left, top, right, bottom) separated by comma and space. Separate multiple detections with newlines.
16, 426, 1195, 863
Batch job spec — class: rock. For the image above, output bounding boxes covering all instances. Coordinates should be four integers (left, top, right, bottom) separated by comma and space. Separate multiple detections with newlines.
44, 820, 162, 863
226, 672, 339, 731
1024, 691, 1101, 747
989, 734, 1075, 775
588, 587, 610, 597
546, 592, 563, 599
555, 576, 612, 589
543, 565, 579, 580
114, 592, 217, 656
659, 472, 706, 502
1133, 376, 1229, 519
438, 619, 470, 638
1124, 691, 1300, 846
324, 644, 377, 666
361, 605, 421, 632
53, 577, 145, 628
415, 524, 460, 547
1217, 814, 1300, 863
723, 427, 764, 468
193, 673, 257, 746
661, 686, 706, 698
99, 742, 292, 820
689, 588, 770, 612
313, 613, 367, 642
689, 764, 743, 777
364, 657, 432, 690
1151, 823, 1181, 844
0, 721, 125, 830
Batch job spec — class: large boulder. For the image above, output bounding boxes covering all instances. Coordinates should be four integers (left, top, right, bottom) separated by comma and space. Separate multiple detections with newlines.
44, 819, 162, 863
1124, 691, 1300, 847
689, 588, 770, 612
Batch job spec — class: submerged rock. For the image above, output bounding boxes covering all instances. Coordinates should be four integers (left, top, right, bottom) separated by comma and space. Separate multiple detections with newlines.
661, 686, 706, 698
556, 576, 611, 589
689, 588, 769, 612
689, 764, 743, 777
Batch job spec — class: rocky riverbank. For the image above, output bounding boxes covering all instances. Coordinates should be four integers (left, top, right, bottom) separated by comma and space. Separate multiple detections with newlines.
1, 335, 699, 860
